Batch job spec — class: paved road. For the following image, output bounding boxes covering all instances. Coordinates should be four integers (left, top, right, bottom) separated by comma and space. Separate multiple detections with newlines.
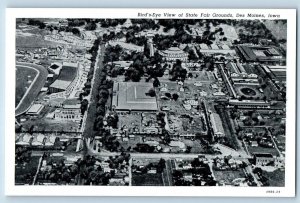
15, 62, 48, 116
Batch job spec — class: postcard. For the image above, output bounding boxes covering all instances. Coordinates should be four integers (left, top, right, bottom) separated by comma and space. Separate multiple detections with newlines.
5, 8, 296, 197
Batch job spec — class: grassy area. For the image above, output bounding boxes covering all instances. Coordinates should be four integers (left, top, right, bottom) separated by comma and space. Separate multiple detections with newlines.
263, 20, 287, 40
15, 63, 48, 115
132, 173, 164, 186
22, 117, 80, 132
16, 35, 62, 49
16, 66, 38, 107
262, 169, 285, 187
247, 144, 279, 156
213, 169, 246, 185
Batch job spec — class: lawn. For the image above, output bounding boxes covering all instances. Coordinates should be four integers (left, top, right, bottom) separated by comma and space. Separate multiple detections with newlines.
213, 169, 246, 185
132, 173, 164, 186
16, 66, 38, 107
247, 145, 279, 156
262, 169, 285, 187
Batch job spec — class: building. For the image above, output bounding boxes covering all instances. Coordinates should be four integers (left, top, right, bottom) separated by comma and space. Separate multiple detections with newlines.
197, 43, 236, 55
112, 82, 158, 112
226, 62, 259, 85
228, 99, 271, 109
108, 61, 133, 70
54, 99, 82, 121
209, 113, 225, 137
236, 45, 285, 64
226, 62, 247, 78
263, 65, 286, 83
159, 47, 188, 62
254, 153, 275, 166
49, 62, 79, 96
26, 104, 44, 115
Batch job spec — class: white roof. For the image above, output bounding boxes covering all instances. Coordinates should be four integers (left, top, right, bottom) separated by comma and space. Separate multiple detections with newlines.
27, 104, 44, 114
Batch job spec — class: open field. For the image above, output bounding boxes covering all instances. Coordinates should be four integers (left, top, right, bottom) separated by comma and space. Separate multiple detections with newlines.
132, 173, 164, 186
16, 35, 63, 49
16, 66, 38, 107
15, 63, 48, 116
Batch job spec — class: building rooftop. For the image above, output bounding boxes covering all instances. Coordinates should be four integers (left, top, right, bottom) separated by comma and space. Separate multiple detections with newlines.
254, 153, 274, 158
27, 104, 44, 114
112, 82, 158, 111
63, 98, 81, 109
210, 113, 225, 136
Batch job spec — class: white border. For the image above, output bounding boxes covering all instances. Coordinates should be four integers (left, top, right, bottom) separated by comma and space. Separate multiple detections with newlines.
5, 8, 296, 197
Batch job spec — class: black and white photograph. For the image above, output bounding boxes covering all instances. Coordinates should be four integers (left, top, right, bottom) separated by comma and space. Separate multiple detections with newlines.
5, 8, 296, 197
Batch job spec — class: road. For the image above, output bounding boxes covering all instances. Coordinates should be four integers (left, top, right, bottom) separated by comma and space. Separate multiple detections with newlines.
76, 42, 104, 151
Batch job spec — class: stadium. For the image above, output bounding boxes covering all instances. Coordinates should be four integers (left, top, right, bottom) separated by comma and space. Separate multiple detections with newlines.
49, 62, 79, 96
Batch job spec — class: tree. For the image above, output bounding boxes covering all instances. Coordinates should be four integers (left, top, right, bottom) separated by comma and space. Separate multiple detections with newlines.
172, 93, 179, 101
191, 158, 201, 168
147, 88, 156, 97
80, 99, 89, 114
153, 78, 161, 87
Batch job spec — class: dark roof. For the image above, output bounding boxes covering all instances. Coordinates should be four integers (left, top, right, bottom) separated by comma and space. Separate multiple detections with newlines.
254, 153, 273, 158
50, 64, 59, 69
57, 65, 78, 81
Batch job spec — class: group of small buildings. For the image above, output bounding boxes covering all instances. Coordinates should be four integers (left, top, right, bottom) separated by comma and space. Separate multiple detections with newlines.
16, 133, 58, 147
44, 31, 94, 48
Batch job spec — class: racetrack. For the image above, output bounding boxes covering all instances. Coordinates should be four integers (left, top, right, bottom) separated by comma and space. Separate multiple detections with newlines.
15, 62, 48, 116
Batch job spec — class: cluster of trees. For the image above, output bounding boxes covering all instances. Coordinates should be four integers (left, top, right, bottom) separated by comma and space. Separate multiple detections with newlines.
126, 31, 147, 46
130, 19, 160, 31
103, 45, 123, 64
234, 20, 278, 45
93, 72, 112, 131
79, 38, 101, 116
39, 153, 129, 185
85, 22, 97, 30
100, 130, 122, 152
132, 158, 166, 174
169, 59, 187, 81
173, 158, 216, 186
45, 24, 81, 37
67, 19, 86, 27
15, 147, 31, 164
133, 143, 156, 153
98, 19, 127, 28
28, 19, 46, 29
